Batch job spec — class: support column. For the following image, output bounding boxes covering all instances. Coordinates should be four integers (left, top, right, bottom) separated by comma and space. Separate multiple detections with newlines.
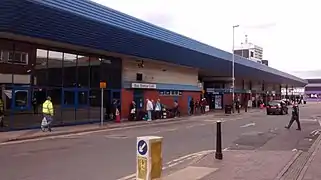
262, 81, 266, 105
285, 85, 288, 98
279, 84, 282, 99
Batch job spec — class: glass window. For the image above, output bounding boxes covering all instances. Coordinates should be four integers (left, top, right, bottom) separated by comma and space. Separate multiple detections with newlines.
77, 55, 90, 88
35, 49, 49, 86
78, 91, 88, 105
14, 90, 29, 108
64, 91, 75, 105
8, 51, 28, 64
0, 50, 3, 62
63, 53, 77, 87
47, 50, 63, 86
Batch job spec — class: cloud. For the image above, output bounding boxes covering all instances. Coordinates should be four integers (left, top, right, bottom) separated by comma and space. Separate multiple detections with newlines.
93, 0, 321, 73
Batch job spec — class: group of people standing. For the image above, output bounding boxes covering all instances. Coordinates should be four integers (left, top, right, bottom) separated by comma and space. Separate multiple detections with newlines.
129, 98, 180, 121
189, 98, 207, 115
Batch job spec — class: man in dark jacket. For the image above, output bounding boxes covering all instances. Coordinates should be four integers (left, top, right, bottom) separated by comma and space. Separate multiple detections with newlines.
189, 98, 194, 115
285, 102, 301, 130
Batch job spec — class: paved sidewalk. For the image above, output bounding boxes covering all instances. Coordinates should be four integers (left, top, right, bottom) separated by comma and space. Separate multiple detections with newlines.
299, 135, 321, 180
163, 150, 299, 180
0, 108, 263, 143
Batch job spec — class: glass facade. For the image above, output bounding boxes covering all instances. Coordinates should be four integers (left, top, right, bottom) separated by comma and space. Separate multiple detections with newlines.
0, 39, 122, 131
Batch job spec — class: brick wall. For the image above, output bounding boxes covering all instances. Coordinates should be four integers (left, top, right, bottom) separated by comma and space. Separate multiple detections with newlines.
121, 88, 133, 118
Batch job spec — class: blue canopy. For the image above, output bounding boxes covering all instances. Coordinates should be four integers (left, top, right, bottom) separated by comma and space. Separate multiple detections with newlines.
0, 0, 307, 86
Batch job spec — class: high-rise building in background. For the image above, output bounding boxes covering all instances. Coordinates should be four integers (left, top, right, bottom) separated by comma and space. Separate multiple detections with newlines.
234, 35, 268, 66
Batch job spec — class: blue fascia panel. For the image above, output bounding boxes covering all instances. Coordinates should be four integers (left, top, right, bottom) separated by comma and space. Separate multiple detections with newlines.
0, 0, 307, 86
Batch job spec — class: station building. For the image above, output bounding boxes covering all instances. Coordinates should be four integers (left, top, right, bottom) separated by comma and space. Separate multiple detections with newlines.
0, 0, 307, 130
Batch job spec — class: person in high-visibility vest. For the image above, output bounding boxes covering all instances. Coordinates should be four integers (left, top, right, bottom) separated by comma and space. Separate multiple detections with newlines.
0, 98, 4, 127
42, 96, 54, 132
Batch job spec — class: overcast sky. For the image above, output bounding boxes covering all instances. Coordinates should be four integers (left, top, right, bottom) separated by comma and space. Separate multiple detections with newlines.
93, 0, 321, 74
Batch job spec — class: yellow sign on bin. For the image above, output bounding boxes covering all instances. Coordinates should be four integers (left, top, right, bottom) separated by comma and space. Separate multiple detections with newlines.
137, 156, 147, 179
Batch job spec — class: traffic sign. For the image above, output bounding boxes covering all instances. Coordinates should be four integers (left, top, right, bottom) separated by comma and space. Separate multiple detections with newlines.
138, 140, 148, 156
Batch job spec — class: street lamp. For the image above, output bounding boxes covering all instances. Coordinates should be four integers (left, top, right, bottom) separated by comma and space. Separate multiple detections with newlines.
232, 25, 239, 113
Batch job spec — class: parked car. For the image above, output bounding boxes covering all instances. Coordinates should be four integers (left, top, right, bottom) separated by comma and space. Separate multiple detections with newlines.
266, 100, 288, 115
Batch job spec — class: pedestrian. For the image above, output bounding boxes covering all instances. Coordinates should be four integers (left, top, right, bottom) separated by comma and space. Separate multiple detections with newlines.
151, 99, 156, 120
200, 98, 206, 114
173, 100, 180, 117
189, 98, 194, 115
32, 97, 38, 114
235, 98, 240, 113
154, 99, 162, 119
129, 101, 136, 121
0, 97, 4, 127
195, 100, 200, 114
285, 102, 301, 131
146, 99, 153, 121
112, 99, 118, 120
41, 96, 54, 132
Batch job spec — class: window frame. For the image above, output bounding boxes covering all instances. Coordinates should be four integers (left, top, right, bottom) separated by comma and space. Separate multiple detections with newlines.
8, 51, 29, 65
0, 50, 4, 62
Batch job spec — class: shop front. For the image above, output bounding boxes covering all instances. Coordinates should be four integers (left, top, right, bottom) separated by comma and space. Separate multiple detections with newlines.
121, 82, 201, 119
120, 59, 201, 119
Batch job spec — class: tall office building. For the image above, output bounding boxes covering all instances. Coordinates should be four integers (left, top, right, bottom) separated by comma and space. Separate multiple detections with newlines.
234, 35, 265, 65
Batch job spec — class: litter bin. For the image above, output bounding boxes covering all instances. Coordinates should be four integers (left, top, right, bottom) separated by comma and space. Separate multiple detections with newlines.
304, 101, 306, 104
225, 105, 232, 114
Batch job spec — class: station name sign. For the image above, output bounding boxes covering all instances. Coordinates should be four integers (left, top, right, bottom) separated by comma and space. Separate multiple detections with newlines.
131, 83, 157, 89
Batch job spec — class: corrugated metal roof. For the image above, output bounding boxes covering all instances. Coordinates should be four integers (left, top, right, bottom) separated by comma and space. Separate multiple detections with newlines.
0, 0, 307, 86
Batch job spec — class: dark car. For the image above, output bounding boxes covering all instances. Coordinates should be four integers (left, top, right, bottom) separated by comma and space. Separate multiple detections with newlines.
266, 100, 288, 115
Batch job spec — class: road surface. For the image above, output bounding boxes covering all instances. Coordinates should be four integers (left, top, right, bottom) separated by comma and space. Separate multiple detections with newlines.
1, 104, 320, 180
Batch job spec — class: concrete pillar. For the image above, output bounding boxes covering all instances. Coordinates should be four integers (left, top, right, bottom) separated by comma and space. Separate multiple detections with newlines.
285, 85, 288, 98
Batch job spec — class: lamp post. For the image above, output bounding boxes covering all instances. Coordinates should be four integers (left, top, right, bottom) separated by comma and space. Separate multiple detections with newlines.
232, 25, 239, 113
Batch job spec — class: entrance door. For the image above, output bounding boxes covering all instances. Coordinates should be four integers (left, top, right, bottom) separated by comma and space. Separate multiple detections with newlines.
133, 90, 144, 110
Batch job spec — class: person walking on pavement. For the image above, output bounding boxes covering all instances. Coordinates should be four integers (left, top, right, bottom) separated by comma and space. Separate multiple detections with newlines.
146, 99, 153, 121
0, 97, 5, 127
42, 96, 54, 132
285, 102, 301, 131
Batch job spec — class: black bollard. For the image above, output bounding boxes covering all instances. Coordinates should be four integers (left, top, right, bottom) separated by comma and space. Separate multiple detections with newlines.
215, 120, 223, 160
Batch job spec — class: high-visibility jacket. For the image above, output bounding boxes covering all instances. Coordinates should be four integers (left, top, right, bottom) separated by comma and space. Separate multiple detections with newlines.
42, 100, 54, 116
0, 99, 4, 111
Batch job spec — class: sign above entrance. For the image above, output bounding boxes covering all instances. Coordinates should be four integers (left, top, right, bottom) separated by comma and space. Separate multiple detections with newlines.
131, 83, 156, 89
